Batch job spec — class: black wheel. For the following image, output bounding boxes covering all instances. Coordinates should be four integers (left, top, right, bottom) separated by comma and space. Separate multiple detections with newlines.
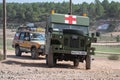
15, 46, 22, 56
54, 58, 57, 65
73, 59, 79, 67
47, 47, 55, 67
85, 55, 91, 70
31, 47, 39, 59
46, 55, 48, 65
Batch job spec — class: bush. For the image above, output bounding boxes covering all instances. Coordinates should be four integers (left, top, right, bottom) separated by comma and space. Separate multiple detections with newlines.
108, 54, 119, 60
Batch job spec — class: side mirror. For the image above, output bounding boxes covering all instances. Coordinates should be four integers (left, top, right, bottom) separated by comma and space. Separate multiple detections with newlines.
91, 33, 98, 43
91, 38, 97, 43
91, 33, 95, 37
96, 32, 100, 37
24, 37, 30, 41
48, 27, 53, 33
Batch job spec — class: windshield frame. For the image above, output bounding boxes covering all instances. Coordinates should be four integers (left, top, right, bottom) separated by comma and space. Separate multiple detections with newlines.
51, 23, 89, 35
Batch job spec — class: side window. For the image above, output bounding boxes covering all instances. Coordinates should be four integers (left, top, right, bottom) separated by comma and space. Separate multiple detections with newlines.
25, 32, 30, 38
24, 32, 30, 41
19, 32, 25, 40
14, 32, 20, 40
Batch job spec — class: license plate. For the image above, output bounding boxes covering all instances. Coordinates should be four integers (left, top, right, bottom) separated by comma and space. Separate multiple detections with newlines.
71, 51, 87, 55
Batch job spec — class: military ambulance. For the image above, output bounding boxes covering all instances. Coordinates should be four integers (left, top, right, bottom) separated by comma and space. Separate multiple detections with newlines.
45, 12, 96, 69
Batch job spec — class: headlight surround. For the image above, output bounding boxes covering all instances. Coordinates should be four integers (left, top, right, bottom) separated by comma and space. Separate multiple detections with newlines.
40, 45, 45, 49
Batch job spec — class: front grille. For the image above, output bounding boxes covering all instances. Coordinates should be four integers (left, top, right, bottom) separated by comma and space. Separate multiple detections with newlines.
64, 38, 69, 46
70, 36, 79, 48
81, 39, 85, 47
64, 36, 85, 48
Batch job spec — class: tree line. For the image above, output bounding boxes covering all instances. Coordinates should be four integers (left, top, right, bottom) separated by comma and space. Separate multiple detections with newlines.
0, 0, 120, 23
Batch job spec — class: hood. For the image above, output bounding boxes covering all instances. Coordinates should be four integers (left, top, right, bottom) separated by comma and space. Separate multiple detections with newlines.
31, 41, 45, 45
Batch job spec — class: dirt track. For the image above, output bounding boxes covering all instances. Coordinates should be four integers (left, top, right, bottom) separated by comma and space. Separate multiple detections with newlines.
0, 50, 120, 80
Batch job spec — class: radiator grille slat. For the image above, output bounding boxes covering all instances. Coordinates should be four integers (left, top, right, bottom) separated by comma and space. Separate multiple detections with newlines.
70, 37, 79, 48
64, 36, 85, 49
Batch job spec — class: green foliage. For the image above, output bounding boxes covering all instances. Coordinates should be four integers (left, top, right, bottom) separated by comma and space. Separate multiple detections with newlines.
102, 0, 109, 10
0, 0, 120, 23
95, 0, 105, 17
0, 4, 2, 17
108, 54, 119, 60
108, 1, 120, 18
81, 2, 89, 15
0, 38, 13, 50
89, 3, 96, 18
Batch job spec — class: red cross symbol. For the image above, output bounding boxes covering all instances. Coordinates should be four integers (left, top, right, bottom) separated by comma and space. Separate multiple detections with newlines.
65, 15, 76, 24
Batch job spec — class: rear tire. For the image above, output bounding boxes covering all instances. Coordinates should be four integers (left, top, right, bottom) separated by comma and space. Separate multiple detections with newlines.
73, 59, 79, 67
46, 55, 48, 65
15, 46, 22, 56
31, 47, 39, 59
85, 55, 91, 70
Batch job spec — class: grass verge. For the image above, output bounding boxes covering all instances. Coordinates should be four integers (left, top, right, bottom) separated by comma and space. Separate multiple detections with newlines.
0, 51, 3, 61
0, 38, 13, 50
92, 45, 120, 54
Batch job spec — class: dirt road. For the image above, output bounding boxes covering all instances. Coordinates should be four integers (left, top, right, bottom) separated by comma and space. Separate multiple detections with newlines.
0, 50, 120, 80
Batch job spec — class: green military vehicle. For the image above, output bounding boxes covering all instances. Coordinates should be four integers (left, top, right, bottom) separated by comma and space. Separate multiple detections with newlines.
45, 13, 95, 69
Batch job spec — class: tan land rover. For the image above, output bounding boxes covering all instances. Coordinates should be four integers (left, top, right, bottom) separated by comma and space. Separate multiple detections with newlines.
12, 29, 45, 59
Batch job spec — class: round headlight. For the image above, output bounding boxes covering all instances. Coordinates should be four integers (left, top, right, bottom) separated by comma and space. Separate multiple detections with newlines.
40, 45, 44, 49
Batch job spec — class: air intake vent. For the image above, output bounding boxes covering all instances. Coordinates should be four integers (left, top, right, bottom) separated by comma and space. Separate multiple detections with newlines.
70, 36, 79, 48
64, 38, 69, 46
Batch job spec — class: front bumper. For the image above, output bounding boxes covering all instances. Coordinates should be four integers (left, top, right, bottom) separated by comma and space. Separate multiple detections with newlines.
52, 45, 95, 55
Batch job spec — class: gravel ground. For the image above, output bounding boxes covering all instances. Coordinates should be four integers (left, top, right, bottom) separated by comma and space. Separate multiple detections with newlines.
0, 50, 120, 80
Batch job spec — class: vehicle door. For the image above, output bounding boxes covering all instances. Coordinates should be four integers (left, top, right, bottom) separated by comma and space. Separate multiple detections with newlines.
23, 32, 31, 51
19, 32, 26, 50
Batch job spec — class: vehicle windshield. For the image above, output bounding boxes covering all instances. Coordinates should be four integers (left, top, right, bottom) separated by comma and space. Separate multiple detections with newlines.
52, 23, 89, 35
31, 33, 45, 41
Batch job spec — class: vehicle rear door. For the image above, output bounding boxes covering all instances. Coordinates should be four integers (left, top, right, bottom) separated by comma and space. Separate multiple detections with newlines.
23, 32, 31, 51
19, 32, 25, 50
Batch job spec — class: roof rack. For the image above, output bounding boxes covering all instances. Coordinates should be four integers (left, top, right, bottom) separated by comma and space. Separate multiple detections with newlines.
17, 26, 45, 32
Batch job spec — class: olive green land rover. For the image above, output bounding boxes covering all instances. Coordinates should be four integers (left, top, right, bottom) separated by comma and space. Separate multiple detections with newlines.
45, 13, 96, 69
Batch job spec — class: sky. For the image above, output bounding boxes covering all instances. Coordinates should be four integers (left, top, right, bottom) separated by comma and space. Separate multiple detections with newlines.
0, 0, 120, 4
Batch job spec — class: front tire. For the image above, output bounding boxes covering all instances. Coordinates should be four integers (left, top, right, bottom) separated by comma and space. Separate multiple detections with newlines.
85, 55, 91, 70
15, 46, 22, 56
31, 47, 39, 59
46, 55, 48, 65
73, 59, 79, 67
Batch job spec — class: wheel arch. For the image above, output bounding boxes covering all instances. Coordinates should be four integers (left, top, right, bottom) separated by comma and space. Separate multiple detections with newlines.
15, 44, 19, 48
31, 45, 36, 51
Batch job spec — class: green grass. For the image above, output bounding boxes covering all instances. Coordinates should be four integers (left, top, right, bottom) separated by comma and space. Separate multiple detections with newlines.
92, 45, 120, 54
0, 38, 14, 50
0, 53, 3, 61
97, 36, 117, 42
